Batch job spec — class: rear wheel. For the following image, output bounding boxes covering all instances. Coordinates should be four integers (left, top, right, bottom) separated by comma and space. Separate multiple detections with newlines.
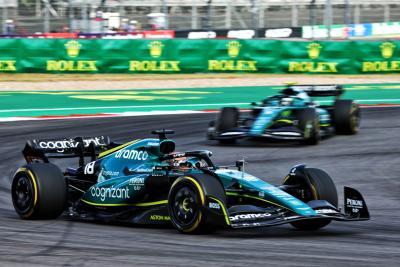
334, 100, 360, 135
215, 107, 239, 144
297, 108, 320, 145
11, 163, 67, 219
284, 168, 338, 230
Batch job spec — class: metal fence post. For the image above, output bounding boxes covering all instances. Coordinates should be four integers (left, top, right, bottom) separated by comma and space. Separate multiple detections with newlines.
258, 5, 264, 28
344, 0, 350, 39
325, 0, 333, 39
384, 5, 390, 22
310, 0, 316, 40
69, 0, 73, 32
354, 5, 360, 24
191, 2, 198, 29
44, 0, 50, 33
36, 0, 41, 17
162, 0, 169, 29
292, 5, 298, 27
207, 0, 212, 31
225, 2, 231, 29
250, 0, 258, 37
2, 6, 7, 34
82, 1, 89, 33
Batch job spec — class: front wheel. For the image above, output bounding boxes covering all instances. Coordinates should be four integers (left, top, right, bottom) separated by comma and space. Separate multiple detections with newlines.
334, 100, 360, 135
283, 168, 338, 230
168, 175, 227, 233
215, 107, 239, 144
168, 177, 207, 233
297, 108, 320, 145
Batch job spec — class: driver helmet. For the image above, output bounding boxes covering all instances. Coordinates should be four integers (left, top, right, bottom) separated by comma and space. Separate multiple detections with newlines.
169, 156, 203, 171
280, 97, 294, 106
281, 87, 311, 103
295, 91, 311, 103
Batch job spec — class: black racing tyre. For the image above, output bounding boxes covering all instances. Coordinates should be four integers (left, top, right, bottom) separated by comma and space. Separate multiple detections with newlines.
297, 108, 320, 145
11, 163, 67, 219
215, 107, 239, 132
215, 107, 239, 144
333, 100, 360, 135
284, 168, 338, 230
168, 176, 223, 234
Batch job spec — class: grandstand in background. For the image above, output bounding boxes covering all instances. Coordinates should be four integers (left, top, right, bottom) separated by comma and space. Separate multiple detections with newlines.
1, 0, 400, 34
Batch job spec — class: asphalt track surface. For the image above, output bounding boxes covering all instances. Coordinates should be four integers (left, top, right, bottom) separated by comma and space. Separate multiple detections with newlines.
0, 108, 399, 266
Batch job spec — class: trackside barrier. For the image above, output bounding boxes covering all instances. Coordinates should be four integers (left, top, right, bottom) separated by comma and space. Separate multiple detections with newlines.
0, 39, 399, 74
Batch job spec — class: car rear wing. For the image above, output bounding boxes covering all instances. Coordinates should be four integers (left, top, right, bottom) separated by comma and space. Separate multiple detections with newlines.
288, 84, 343, 98
22, 136, 111, 165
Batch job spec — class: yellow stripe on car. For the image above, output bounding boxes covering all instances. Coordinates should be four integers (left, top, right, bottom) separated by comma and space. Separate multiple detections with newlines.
80, 199, 168, 207
226, 192, 294, 212
275, 119, 293, 124
209, 196, 230, 226
98, 139, 140, 158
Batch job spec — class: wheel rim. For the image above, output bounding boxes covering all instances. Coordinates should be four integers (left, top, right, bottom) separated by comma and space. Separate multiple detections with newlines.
172, 186, 199, 226
12, 175, 34, 214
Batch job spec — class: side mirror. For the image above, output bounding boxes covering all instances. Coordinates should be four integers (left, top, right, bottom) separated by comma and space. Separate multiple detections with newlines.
251, 102, 257, 106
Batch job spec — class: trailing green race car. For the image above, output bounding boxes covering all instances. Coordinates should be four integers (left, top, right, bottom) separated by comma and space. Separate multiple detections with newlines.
12, 130, 369, 233
207, 84, 360, 145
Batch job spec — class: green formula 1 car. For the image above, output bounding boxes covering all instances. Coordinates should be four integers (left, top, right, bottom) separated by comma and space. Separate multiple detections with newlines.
208, 84, 360, 145
12, 130, 369, 233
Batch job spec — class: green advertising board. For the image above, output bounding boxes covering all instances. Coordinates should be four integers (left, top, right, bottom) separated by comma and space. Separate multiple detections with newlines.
0, 39, 399, 74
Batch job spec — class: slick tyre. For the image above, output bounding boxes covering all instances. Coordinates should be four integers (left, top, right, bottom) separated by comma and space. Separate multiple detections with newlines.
284, 168, 338, 230
297, 108, 320, 145
168, 176, 224, 234
11, 163, 67, 219
333, 100, 360, 135
215, 107, 239, 144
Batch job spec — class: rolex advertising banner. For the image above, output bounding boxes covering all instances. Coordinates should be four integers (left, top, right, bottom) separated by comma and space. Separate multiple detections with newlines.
280, 41, 356, 73
0, 39, 399, 74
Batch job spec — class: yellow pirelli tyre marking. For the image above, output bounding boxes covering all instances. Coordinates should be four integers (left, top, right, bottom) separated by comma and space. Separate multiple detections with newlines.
182, 212, 202, 233
15, 167, 38, 218
310, 183, 319, 200
172, 176, 205, 232
17, 168, 38, 207
282, 175, 290, 184
171, 176, 205, 206
283, 174, 318, 201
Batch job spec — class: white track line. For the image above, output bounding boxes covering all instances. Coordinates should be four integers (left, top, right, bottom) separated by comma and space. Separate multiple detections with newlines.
0, 103, 247, 113
1, 99, 400, 113
0, 104, 399, 122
